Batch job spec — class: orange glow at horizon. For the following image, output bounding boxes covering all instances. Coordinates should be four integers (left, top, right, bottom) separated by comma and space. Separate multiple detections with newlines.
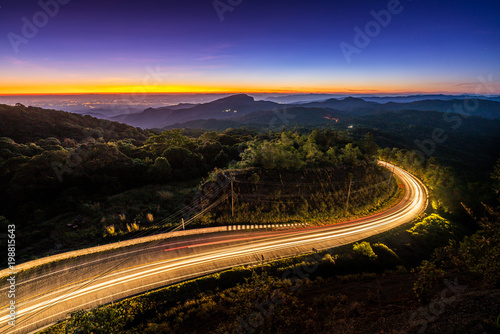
0, 82, 471, 96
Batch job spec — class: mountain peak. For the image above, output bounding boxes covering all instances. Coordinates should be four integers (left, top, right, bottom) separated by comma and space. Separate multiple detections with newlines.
343, 97, 364, 102
214, 94, 255, 104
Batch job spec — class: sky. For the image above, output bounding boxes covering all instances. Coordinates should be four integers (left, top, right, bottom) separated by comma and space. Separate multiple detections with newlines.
0, 0, 499, 95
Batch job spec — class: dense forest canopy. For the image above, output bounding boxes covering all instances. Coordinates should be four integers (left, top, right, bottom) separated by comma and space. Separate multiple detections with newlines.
0, 104, 152, 143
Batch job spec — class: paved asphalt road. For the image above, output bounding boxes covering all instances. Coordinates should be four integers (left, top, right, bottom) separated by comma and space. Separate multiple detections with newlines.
0, 162, 427, 333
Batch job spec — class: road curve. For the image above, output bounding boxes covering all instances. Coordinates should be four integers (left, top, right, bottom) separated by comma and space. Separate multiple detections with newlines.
0, 162, 427, 334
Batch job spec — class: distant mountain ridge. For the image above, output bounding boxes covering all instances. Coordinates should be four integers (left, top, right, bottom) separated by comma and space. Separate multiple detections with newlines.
361, 94, 500, 103
301, 97, 500, 119
379, 99, 500, 119
106, 94, 500, 129
112, 94, 279, 129
303, 97, 381, 111
264, 93, 500, 104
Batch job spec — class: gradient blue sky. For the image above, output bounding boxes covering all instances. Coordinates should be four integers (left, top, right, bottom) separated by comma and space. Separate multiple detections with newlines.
0, 0, 499, 94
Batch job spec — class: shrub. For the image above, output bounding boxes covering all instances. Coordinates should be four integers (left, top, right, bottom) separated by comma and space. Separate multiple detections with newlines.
407, 214, 452, 237
352, 242, 377, 260
105, 225, 116, 236
65, 306, 133, 333
372, 242, 401, 267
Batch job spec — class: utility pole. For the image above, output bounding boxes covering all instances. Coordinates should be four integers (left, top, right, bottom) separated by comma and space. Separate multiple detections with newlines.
181, 218, 185, 230
231, 178, 235, 217
346, 178, 352, 212
388, 165, 395, 184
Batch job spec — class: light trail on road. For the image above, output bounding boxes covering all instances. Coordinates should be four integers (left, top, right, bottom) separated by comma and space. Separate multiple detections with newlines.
0, 162, 427, 333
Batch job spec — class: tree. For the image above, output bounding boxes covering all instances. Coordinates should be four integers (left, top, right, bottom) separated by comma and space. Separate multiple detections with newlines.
149, 157, 172, 183
339, 143, 363, 166
198, 131, 219, 144
196, 141, 224, 166
213, 150, 229, 168
361, 132, 379, 157
301, 137, 324, 166
145, 130, 193, 155
162, 147, 193, 169
325, 147, 339, 167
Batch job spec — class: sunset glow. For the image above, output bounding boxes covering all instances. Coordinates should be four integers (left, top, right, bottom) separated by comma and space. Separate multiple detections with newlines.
1, 81, 496, 96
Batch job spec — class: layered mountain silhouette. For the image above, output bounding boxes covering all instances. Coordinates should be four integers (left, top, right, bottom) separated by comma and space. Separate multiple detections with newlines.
302, 97, 500, 118
302, 97, 380, 111
264, 93, 500, 104
112, 94, 279, 128
108, 94, 500, 129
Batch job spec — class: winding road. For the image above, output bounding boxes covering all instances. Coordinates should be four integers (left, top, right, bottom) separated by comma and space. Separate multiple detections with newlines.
0, 162, 427, 333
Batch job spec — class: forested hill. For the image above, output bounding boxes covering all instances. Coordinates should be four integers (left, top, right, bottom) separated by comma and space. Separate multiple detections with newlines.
0, 104, 152, 143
